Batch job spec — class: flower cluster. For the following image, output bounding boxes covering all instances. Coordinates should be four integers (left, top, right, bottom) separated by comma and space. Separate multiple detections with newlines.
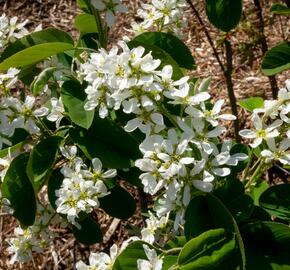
0, 93, 49, 146
7, 204, 60, 263
55, 146, 116, 227
81, 41, 247, 230
0, 14, 29, 49
239, 79, 290, 166
131, 0, 187, 37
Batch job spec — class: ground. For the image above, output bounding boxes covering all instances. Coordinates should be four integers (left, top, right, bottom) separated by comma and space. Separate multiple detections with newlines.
0, 0, 289, 269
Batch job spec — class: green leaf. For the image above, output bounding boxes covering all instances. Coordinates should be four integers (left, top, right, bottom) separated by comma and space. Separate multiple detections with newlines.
239, 97, 264, 112
270, 3, 290, 15
184, 194, 246, 269
205, 0, 243, 32
47, 169, 63, 209
61, 79, 94, 129
69, 128, 131, 169
0, 28, 74, 62
31, 67, 57, 96
90, 116, 141, 160
128, 40, 183, 80
99, 185, 136, 219
163, 256, 178, 270
262, 42, 290, 76
76, 0, 91, 13
26, 136, 62, 191
113, 241, 149, 270
74, 13, 98, 34
241, 221, 290, 269
1, 153, 36, 226
227, 195, 254, 223
165, 236, 187, 249
249, 180, 269, 206
72, 215, 103, 245
178, 228, 236, 270
132, 32, 195, 70
259, 184, 290, 220
0, 43, 74, 71
0, 141, 25, 158
242, 221, 290, 250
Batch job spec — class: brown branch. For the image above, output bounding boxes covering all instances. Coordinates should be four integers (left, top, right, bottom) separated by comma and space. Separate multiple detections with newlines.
186, 0, 240, 141
253, 0, 279, 99
185, 0, 226, 74
224, 40, 240, 142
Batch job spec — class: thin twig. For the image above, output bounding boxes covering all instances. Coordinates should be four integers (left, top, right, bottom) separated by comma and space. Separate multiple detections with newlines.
224, 39, 240, 142
186, 0, 240, 141
253, 0, 279, 99
185, 0, 226, 74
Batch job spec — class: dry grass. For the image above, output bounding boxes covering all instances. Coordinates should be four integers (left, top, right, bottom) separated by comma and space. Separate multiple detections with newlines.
0, 0, 289, 268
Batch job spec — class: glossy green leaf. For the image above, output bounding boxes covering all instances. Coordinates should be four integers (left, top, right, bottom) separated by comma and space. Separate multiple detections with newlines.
47, 169, 63, 209
227, 194, 254, 223
0, 43, 73, 71
1, 153, 36, 226
205, 0, 243, 32
99, 185, 136, 219
242, 221, 290, 269
270, 3, 290, 15
27, 136, 62, 191
90, 116, 141, 160
163, 256, 178, 270
31, 67, 57, 96
74, 13, 98, 34
72, 216, 103, 245
165, 236, 187, 249
132, 32, 195, 70
178, 228, 236, 270
259, 184, 290, 220
184, 194, 246, 269
61, 79, 94, 129
249, 180, 269, 206
128, 40, 183, 80
0, 28, 74, 63
239, 97, 264, 112
69, 128, 131, 169
113, 241, 150, 270
262, 42, 290, 76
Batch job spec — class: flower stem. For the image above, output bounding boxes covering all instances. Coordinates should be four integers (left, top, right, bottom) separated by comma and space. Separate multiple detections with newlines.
245, 160, 265, 189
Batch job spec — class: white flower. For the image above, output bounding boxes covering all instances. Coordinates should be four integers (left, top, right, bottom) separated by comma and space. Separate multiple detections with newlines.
261, 138, 290, 165
83, 157, 117, 181
47, 97, 65, 127
132, 0, 187, 36
55, 176, 108, 227
141, 212, 168, 244
137, 245, 163, 270
165, 82, 210, 106
185, 99, 236, 127
9, 96, 48, 135
239, 114, 282, 148
0, 14, 29, 49
6, 204, 57, 263
0, 68, 20, 89
76, 244, 118, 270
90, 0, 127, 27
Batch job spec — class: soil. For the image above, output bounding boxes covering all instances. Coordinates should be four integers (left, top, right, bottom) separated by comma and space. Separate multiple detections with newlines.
0, 0, 289, 269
